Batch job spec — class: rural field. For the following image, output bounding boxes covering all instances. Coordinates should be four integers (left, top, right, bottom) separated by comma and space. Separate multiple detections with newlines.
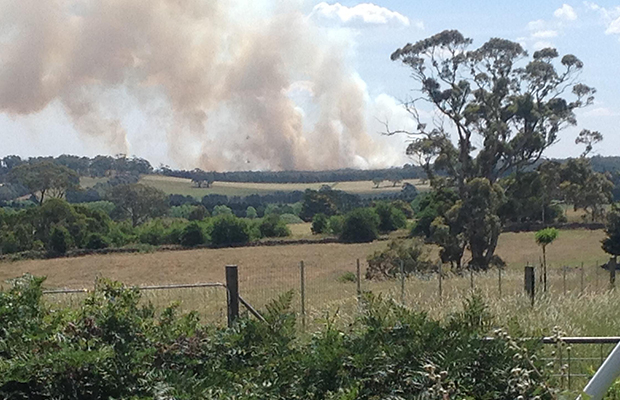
2, 227, 614, 336
136, 174, 429, 198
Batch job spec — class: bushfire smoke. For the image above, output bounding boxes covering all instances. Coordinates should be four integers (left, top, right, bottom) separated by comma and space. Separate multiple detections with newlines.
0, 0, 407, 170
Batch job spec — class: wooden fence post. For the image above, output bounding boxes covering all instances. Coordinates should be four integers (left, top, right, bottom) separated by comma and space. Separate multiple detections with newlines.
300, 261, 306, 331
226, 265, 239, 327
525, 265, 535, 306
470, 268, 474, 291
356, 259, 361, 305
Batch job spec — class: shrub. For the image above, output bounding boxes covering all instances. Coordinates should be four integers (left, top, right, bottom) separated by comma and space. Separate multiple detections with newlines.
188, 205, 208, 221
392, 199, 415, 219
246, 206, 258, 219
374, 202, 407, 232
340, 208, 380, 243
169, 204, 194, 219
85, 233, 110, 250
48, 226, 72, 255
366, 239, 433, 280
213, 205, 233, 216
328, 215, 345, 236
311, 213, 328, 234
280, 213, 303, 224
210, 214, 250, 245
180, 222, 206, 247
138, 220, 166, 245
259, 214, 290, 238
337, 271, 357, 283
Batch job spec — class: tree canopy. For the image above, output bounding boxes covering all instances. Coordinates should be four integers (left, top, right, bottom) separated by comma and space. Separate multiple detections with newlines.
392, 30, 597, 270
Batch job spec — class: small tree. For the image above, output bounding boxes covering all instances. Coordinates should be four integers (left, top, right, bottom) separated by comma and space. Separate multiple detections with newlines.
180, 222, 206, 247
188, 205, 208, 221
259, 214, 290, 238
372, 178, 383, 189
212, 205, 233, 216
373, 202, 407, 233
210, 215, 249, 246
535, 227, 559, 292
311, 213, 328, 234
340, 208, 380, 243
602, 205, 620, 264
49, 226, 73, 255
107, 183, 169, 227
246, 206, 258, 219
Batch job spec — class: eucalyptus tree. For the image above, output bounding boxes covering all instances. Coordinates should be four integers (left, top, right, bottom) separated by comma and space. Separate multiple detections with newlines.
390, 30, 596, 269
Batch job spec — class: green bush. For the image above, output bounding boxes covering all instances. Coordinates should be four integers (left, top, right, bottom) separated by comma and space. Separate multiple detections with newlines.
180, 221, 206, 247
279, 213, 304, 224
210, 214, 250, 245
340, 208, 380, 243
246, 206, 258, 219
48, 226, 72, 255
328, 215, 345, 236
0, 276, 555, 400
84, 233, 110, 250
374, 202, 407, 232
212, 205, 233, 216
188, 205, 208, 221
337, 271, 357, 283
311, 213, 329, 234
366, 239, 433, 280
259, 214, 290, 238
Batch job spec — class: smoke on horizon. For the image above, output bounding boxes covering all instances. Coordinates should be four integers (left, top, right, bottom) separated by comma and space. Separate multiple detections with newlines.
0, 0, 410, 171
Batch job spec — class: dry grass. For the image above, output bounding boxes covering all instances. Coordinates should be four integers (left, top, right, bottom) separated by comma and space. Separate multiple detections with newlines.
1, 228, 615, 337
137, 174, 430, 198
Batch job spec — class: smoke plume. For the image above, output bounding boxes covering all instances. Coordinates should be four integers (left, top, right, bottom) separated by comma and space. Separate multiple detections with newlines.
0, 0, 405, 170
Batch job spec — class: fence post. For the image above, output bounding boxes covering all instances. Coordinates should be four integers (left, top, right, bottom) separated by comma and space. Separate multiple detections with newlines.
226, 265, 239, 327
356, 259, 361, 305
610, 257, 616, 291
400, 260, 405, 305
300, 261, 306, 331
563, 266, 567, 296
525, 265, 535, 306
498, 267, 502, 298
438, 262, 443, 300
581, 262, 585, 294
596, 260, 600, 291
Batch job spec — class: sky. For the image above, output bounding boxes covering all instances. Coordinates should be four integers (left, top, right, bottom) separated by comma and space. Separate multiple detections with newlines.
0, 0, 619, 171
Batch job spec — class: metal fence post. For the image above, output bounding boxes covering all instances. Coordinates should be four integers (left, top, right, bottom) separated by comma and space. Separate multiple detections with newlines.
400, 260, 405, 304
610, 257, 616, 291
581, 262, 585, 294
563, 266, 567, 296
356, 259, 361, 305
438, 262, 443, 300
226, 265, 239, 327
525, 265, 535, 306
300, 261, 306, 331
498, 267, 502, 298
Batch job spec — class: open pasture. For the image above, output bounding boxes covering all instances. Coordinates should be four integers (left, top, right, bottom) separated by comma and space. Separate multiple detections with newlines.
0, 228, 612, 334
137, 174, 429, 198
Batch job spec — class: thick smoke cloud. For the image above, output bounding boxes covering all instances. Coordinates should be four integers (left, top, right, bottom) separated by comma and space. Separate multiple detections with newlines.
0, 0, 405, 170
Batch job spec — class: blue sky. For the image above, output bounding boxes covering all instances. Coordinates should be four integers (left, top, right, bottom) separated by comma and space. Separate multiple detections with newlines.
0, 0, 618, 170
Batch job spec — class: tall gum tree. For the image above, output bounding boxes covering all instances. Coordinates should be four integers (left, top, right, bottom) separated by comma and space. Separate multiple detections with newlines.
389, 30, 596, 269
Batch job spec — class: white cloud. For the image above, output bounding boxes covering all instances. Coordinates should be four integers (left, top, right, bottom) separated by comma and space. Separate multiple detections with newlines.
533, 41, 554, 50
527, 19, 547, 30
531, 30, 559, 38
607, 17, 620, 34
554, 4, 578, 20
583, 107, 620, 117
310, 2, 413, 28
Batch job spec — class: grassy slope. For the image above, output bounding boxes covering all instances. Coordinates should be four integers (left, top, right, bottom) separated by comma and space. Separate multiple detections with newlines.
137, 175, 429, 198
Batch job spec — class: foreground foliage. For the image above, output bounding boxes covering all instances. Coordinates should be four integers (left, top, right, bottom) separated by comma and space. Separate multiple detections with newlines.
0, 275, 558, 399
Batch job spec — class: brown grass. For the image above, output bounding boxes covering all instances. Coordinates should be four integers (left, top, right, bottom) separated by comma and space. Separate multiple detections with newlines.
1, 228, 613, 333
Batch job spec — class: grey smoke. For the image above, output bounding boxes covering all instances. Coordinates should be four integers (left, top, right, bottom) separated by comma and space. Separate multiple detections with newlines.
0, 0, 400, 170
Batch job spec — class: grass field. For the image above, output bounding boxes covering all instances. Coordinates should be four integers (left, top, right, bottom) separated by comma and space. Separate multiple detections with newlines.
135, 174, 430, 198
1, 228, 612, 333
